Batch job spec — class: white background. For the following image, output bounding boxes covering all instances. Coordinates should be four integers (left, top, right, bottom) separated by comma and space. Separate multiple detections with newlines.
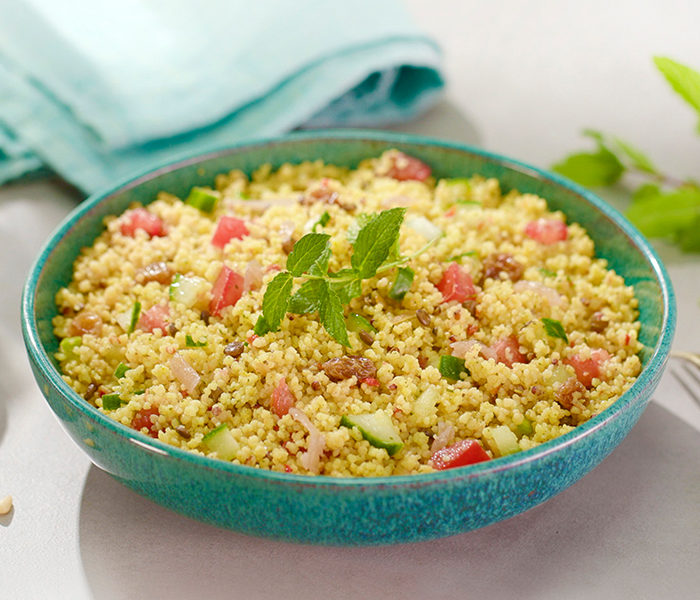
2, 1, 699, 598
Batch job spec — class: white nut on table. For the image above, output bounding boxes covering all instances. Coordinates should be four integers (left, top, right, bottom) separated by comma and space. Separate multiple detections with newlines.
0, 495, 13, 515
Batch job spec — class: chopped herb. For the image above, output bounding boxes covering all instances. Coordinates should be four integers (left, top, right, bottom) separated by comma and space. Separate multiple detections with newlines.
388, 266, 414, 300
128, 301, 141, 334
185, 335, 207, 347
347, 313, 377, 334
456, 200, 480, 206
238, 191, 251, 200
539, 267, 557, 278
312, 211, 331, 232
257, 208, 438, 346
444, 177, 471, 187
515, 418, 534, 436
542, 317, 569, 343
133, 390, 146, 395
447, 251, 477, 263
114, 363, 129, 378
101, 393, 123, 410
439, 355, 469, 381
59, 336, 82, 360
185, 187, 218, 213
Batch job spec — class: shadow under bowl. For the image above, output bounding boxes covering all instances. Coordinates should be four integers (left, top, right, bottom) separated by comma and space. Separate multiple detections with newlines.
21, 131, 675, 545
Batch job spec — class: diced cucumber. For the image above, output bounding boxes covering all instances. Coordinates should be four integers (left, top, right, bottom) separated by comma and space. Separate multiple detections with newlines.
202, 424, 239, 461
412, 385, 439, 427
484, 425, 521, 457
341, 411, 404, 456
169, 274, 207, 308
101, 393, 123, 410
439, 355, 468, 381
515, 418, 533, 436
114, 362, 129, 378
185, 187, 219, 213
59, 336, 82, 360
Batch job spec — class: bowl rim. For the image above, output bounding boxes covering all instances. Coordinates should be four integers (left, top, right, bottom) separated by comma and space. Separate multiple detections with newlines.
21, 129, 676, 489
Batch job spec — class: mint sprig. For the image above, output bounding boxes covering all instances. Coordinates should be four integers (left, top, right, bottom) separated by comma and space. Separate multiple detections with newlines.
256, 208, 438, 345
553, 56, 700, 252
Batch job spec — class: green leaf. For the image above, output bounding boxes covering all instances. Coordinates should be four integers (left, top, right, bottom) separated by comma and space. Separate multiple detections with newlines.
114, 363, 129, 378
317, 281, 350, 346
308, 243, 331, 277
654, 56, 700, 133
631, 183, 662, 204
288, 279, 324, 314
541, 318, 568, 343
347, 313, 377, 334
613, 138, 658, 174
261, 271, 294, 330
330, 277, 362, 305
286, 233, 330, 277
447, 250, 477, 262
676, 219, 700, 252
185, 335, 207, 347
388, 266, 414, 301
539, 268, 557, 278
626, 186, 700, 238
347, 213, 374, 244
254, 315, 271, 336
312, 211, 330, 232
552, 148, 624, 187
351, 207, 406, 278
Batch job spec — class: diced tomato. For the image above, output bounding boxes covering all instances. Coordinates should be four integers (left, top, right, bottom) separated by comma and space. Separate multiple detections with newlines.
209, 266, 244, 316
524, 218, 568, 245
271, 378, 295, 417
360, 377, 380, 387
211, 216, 249, 248
384, 151, 432, 182
131, 406, 160, 438
138, 303, 169, 333
489, 336, 528, 367
284, 464, 293, 473
444, 206, 457, 218
266, 264, 282, 272
437, 262, 476, 303
247, 334, 258, 344
565, 348, 610, 387
120, 208, 166, 238
430, 439, 491, 470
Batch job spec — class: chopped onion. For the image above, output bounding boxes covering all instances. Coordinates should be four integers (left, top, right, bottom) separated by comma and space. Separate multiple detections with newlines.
243, 259, 263, 292
405, 215, 443, 241
431, 421, 455, 453
514, 280, 562, 307
289, 407, 326, 474
169, 352, 200, 394
450, 339, 482, 359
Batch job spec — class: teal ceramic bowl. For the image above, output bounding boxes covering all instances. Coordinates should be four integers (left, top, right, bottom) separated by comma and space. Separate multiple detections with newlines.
22, 131, 675, 545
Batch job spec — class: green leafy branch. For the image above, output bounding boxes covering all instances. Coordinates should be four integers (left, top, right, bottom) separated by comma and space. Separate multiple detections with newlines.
254, 208, 438, 346
553, 56, 700, 252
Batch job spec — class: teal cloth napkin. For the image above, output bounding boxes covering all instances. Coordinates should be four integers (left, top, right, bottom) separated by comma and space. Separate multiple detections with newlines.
0, 0, 443, 194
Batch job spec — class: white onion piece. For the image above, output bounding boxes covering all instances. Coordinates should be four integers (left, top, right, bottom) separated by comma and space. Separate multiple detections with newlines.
243, 259, 263, 292
431, 421, 455, 453
405, 215, 443, 241
289, 407, 326, 474
514, 280, 562, 307
169, 352, 200, 394
479, 344, 499, 362
450, 339, 482, 359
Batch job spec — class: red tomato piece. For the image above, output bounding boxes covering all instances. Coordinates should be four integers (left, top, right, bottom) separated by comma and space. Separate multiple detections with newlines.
360, 377, 380, 387
524, 218, 568, 245
385, 151, 432, 182
271, 378, 295, 417
444, 206, 457, 218
490, 336, 527, 367
131, 406, 160, 438
138, 303, 169, 333
437, 262, 476, 303
211, 216, 249, 248
209, 266, 244, 316
120, 208, 166, 238
565, 348, 610, 387
430, 439, 491, 470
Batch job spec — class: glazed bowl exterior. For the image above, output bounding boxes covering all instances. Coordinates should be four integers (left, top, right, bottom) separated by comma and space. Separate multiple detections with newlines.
22, 131, 675, 545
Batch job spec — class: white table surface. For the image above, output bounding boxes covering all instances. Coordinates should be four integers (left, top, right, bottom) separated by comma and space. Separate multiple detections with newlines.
2, 1, 699, 598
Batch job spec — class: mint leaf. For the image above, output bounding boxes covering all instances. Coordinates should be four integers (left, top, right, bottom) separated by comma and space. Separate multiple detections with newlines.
347, 213, 374, 244
318, 281, 350, 346
631, 183, 662, 204
541, 318, 568, 343
330, 274, 362, 304
351, 207, 406, 278
185, 335, 207, 347
626, 186, 700, 238
654, 56, 700, 133
288, 279, 324, 314
447, 250, 477, 262
286, 233, 330, 277
677, 219, 700, 251
128, 301, 141, 334
552, 147, 624, 186
614, 138, 658, 174
388, 266, 414, 300
312, 211, 330, 232
261, 271, 293, 330
308, 243, 331, 277
254, 315, 270, 336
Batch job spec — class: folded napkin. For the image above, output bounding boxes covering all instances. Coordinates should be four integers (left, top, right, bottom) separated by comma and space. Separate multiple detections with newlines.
0, 0, 443, 194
